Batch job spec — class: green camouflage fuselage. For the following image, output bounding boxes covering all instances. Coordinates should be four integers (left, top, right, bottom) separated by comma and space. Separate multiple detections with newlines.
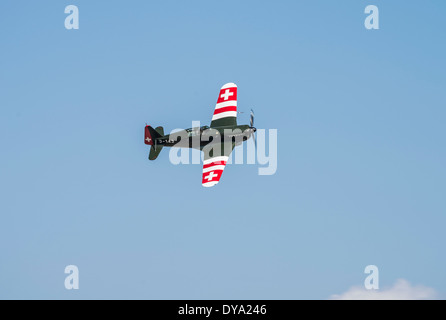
155, 125, 253, 150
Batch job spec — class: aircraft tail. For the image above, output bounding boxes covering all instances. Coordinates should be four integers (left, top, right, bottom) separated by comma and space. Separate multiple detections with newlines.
144, 125, 163, 145
145, 125, 164, 160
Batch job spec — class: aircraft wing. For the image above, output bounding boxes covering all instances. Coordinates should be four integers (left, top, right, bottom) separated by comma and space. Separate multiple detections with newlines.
210, 83, 237, 128
202, 142, 235, 187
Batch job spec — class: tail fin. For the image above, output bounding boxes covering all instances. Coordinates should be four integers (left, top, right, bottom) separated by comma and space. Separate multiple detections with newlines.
145, 125, 164, 160
144, 125, 162, 145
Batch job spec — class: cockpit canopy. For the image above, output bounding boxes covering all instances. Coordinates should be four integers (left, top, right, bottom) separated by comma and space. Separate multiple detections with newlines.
185, 126, 210, 136
185, 126, 209, 132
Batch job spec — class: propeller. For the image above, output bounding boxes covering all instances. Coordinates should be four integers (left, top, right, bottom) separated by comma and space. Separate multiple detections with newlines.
250, 109, 257, 148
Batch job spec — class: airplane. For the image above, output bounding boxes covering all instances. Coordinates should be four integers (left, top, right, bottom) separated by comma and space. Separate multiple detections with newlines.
144, 83, 256, 187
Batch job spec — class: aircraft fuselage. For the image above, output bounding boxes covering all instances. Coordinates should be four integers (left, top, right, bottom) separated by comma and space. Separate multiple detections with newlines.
154, 125, 254, 149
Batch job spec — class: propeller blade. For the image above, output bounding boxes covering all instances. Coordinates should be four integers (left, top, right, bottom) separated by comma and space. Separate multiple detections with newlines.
250, 109, 255, 127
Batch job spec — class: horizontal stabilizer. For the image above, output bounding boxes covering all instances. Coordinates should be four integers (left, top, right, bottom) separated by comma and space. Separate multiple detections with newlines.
149, 145, 163, 160
155, 126, 164, 137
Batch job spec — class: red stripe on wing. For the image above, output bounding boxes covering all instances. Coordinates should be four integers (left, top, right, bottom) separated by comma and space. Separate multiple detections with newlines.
203, 160, 227, 169
213, 106, 237, 115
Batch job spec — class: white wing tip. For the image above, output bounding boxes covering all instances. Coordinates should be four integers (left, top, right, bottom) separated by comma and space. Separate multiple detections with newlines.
202, 181, 218, 187
221, 82, 237, 89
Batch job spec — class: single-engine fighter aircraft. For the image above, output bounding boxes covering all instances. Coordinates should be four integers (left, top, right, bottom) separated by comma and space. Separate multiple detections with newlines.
144, 83, 256, 187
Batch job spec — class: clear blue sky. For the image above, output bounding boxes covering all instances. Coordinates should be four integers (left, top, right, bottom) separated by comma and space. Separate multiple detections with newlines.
1, 0, 445, 299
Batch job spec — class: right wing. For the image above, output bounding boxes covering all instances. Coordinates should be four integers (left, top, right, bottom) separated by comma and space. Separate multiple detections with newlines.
202, 142, 235, 187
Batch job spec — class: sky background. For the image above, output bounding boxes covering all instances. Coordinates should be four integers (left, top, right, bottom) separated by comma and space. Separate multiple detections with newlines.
1, 0, 445, 299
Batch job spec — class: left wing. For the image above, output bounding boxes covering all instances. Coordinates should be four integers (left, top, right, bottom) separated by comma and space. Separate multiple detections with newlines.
210, 83, 237, 128
202, 142, 235, 187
